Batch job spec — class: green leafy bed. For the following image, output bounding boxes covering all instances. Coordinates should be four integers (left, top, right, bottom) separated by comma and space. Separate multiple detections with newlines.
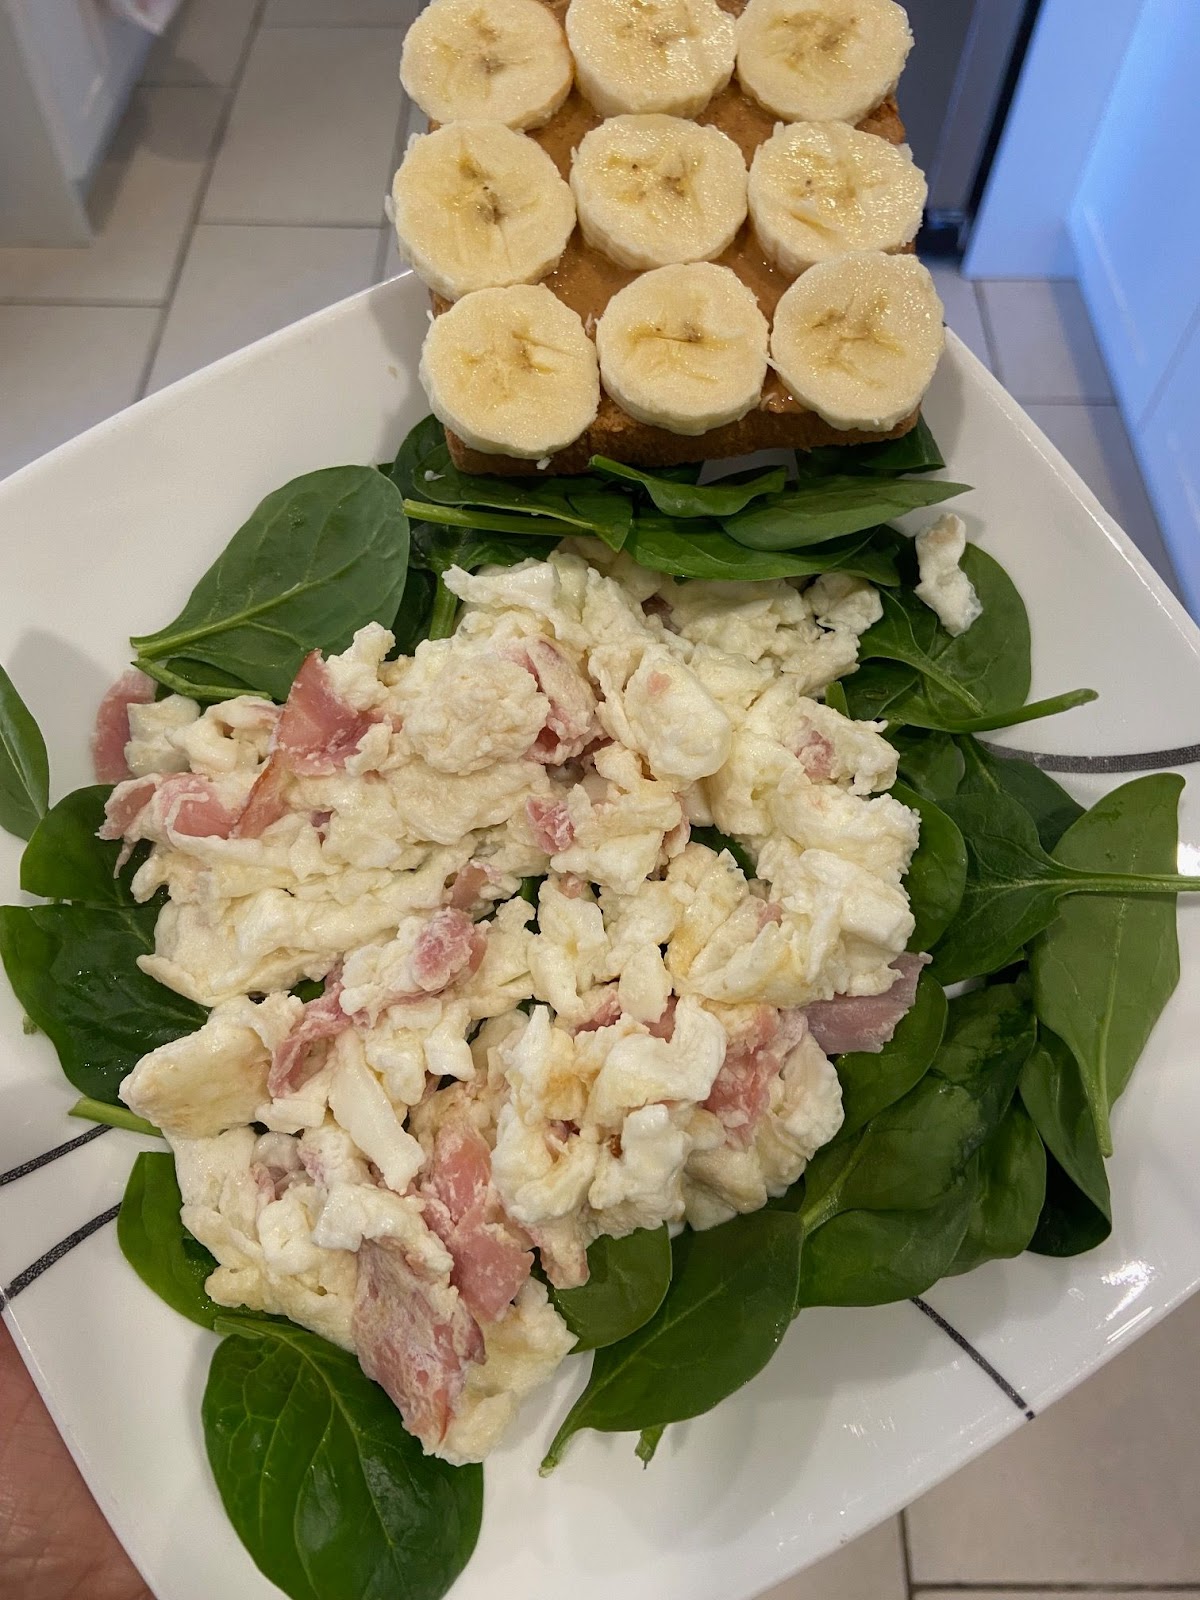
1, 415, 1196, 1600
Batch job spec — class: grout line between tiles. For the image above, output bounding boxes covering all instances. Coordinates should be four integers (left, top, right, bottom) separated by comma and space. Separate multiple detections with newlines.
0, 297, 162, 310
900, 1509, 916, 1600
198, 218, 384, 229
133, 0, 272, 400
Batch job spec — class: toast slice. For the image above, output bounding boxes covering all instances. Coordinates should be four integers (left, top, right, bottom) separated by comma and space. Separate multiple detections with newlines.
432, 0, 917, 476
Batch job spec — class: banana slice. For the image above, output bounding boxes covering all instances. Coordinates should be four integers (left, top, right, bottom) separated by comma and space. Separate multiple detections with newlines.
596, 262, 768, 435
736, 0, 913, 124
770, 252, 944, 432
749, 121, 926, 274
565, 0, 736, 117
392, 123, 576, 302
570, 115, 747, 270
420, 285, 600, 457
400, 0, 574, 129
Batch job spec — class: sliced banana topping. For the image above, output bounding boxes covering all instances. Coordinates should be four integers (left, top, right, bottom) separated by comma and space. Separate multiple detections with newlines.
596, 262, 769, 435
565, 0, 736, 117
420, 285, 600, 458
736, 0, 913, 124
770, 251, 944, 432
749, 121, 926, 274
400, 0, 574, 129
392, 123, 576, 302
570, 115, 748, 271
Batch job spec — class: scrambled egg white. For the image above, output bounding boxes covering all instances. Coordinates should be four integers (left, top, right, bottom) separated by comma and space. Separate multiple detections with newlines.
114, 541, 929, 1464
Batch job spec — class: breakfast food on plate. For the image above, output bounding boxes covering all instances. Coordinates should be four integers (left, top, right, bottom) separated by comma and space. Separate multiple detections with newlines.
399, 0, 574, 128
570, 114, 749, 270
565, 0, 736, 116
390, 123, 577, 301
390, 0, 943, 472
770, 252, 945, 430
735, 0, 914, 123
747, 121, 927, 273
419, 284, 600, 456
595, 262, 769, 433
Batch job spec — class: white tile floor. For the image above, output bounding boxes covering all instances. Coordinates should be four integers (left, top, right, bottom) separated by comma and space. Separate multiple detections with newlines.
0, 5, 1195, 1595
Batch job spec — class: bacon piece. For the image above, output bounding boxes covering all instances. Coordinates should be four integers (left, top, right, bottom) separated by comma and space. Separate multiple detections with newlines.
354, 1238, 484, 1450
508, 638, 598, 764
411, 908, 487, 992
91, 669, 156, 784
268, 974, 349, 1098
421, 1123, 533, 1323
275, 650, 379, 776
526, 795, 575, 854
804, 952, 930, 1056
231, 754, 290, 838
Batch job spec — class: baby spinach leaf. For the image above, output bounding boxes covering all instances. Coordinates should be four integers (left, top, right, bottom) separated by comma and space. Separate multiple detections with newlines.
958, 737, 1084, 851
204, 1317, 483, 1600
1019, 1028, 1111, 1223
0, 660, 49, 841
841, 661, 919, 722
833, 967, 947, 1142
805, 415, 945, 477
823, 679, 851, 716
894, 781, 967, 951
635, 1425, 665, 1465
71, 1096, 160, 1136
591, 456, 786, 518
540, 1210, 802, 1471
131, 467, 410, 703
933, 783, 1200, 987
1029, 1150, 1113, 1257
0, 902, 206, 1103
802, 982, 1035, 1229
795, 1172, 977, 1308
891, 728, 965, 802
625, 515, 899, 585
881, 685, 1098, 735
409, 521, 559, 578
1030, 774, 1183, 1157
118, 1150, 226, 1328
388, 414, 445, 500
550, 1225, 672, 1352
861, 590, 985, 713
391, 564, 437, 655
20, 785, 139, 907
947, 1100, 1047, 1275
425, 579, 459, 641
415, 442, 633, 551
690, 824, 757, 879
720, 476, 969, 551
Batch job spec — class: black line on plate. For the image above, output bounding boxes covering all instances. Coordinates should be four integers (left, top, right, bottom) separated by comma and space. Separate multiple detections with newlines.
0, 1204, 121, 1307
0, 1124, 111, 1188
911, 1296, 1035, 1419
980, 740, 1200, 774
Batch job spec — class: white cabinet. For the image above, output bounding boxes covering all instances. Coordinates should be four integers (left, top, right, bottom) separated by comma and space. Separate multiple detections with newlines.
0, 0, 156, 244
1068, 0, 1200, 610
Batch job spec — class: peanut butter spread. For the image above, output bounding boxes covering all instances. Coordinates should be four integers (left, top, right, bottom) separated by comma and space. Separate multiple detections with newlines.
435, 0, 916, 474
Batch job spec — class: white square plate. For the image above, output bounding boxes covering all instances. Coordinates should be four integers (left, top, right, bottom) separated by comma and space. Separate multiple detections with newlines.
2, 272, 1199, 1600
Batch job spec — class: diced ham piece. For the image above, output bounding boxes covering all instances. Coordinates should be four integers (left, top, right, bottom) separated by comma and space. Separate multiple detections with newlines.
447, 861, 499, 912
645, 994, 678, 1042
268, 974, 350, 1098
795, 730, 836, 781
703, 1004, 784, 1150
353, 1237, 484, 1451
274, 650, 380, 776
421, 1123, 533, 1323
231, 754, 290, 839
508, 638, 597, 764
91, 669, 156, 784
98, 777, 157, 839
754, 898, 784, 930
574, 988, 622, 1034
804, 952, 930, 1056
527, 1222, 589, 1290
411, 908, 487, 993
526, 795, 575, 854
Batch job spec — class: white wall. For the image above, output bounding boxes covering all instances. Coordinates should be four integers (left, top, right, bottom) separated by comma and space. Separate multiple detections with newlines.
964, 0, 1145, 280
